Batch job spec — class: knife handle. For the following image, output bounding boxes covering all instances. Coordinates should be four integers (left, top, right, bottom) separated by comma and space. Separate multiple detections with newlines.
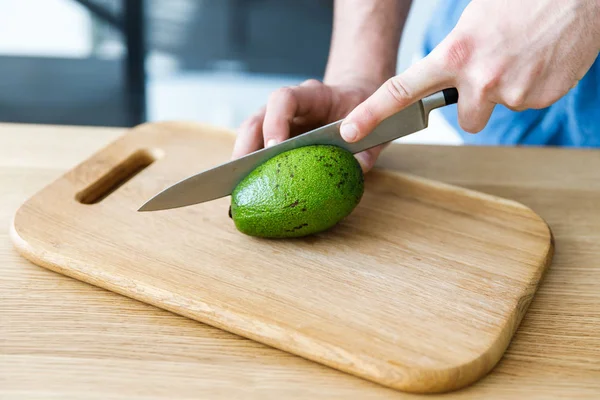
423, 88, 459, 116
442, 88, 459, 105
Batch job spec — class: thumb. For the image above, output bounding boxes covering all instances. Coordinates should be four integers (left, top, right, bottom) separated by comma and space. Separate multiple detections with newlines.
354, 143, 388, 173
340, 54, 452, 143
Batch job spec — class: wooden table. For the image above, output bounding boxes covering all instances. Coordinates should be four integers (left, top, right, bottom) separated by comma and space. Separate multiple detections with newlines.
1, 123, 599, 399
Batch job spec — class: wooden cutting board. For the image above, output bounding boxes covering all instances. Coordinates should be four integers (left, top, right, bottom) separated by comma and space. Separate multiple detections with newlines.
10, 121, 553, 394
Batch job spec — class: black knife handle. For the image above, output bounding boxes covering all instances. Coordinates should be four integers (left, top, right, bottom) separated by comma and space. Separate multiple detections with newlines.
443, 88, 459, 105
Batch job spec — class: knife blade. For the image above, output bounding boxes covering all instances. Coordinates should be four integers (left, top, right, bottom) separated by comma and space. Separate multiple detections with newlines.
138, 88, 458, 212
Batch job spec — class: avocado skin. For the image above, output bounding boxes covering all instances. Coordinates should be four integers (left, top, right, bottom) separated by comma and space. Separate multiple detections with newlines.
230, 145, 364, 238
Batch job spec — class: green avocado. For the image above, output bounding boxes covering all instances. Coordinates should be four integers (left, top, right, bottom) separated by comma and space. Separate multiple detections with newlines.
230, 145, 364, 238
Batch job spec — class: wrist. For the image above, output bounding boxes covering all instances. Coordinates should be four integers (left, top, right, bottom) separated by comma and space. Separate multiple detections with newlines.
594, 1, 600, 45
582, 0, 600, 45
323, 67, 394, 92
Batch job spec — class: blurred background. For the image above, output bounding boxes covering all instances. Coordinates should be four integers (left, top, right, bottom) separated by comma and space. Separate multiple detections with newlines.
0, 0, 460, 144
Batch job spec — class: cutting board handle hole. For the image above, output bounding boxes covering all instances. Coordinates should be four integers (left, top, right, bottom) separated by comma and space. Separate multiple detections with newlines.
76, 149, 162, 204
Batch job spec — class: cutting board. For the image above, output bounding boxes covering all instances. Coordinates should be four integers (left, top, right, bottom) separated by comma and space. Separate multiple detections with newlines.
11, 121, 553, 393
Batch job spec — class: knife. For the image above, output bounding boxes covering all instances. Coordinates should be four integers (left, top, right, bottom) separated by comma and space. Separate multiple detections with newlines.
138, 88, 458, 212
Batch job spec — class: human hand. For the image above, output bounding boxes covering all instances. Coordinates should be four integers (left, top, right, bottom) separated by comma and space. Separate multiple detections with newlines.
340, 0, 600, 144
231, 79, 385, 172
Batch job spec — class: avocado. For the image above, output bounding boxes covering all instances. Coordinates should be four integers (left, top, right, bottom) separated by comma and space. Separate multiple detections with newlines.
230, 145, 364, 238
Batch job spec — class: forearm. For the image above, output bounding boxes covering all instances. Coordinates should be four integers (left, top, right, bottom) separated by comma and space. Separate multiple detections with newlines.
586, 0, 600, 46
324, 0, 411, 87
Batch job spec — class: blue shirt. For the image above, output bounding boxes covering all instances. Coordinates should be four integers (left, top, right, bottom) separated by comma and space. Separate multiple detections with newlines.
423, 0, 600, 147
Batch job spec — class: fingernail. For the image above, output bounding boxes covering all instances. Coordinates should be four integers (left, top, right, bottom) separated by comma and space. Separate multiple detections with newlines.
340, 123, 358, 142
266, 139, 277, 148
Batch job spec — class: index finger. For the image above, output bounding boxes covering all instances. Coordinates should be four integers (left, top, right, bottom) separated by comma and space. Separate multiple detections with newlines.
262, 80, 330, 147
340, 52, 454, 143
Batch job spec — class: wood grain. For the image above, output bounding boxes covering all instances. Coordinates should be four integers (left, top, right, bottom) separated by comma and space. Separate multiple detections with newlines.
9, 122, 552, 393
2, 123, 598, 399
